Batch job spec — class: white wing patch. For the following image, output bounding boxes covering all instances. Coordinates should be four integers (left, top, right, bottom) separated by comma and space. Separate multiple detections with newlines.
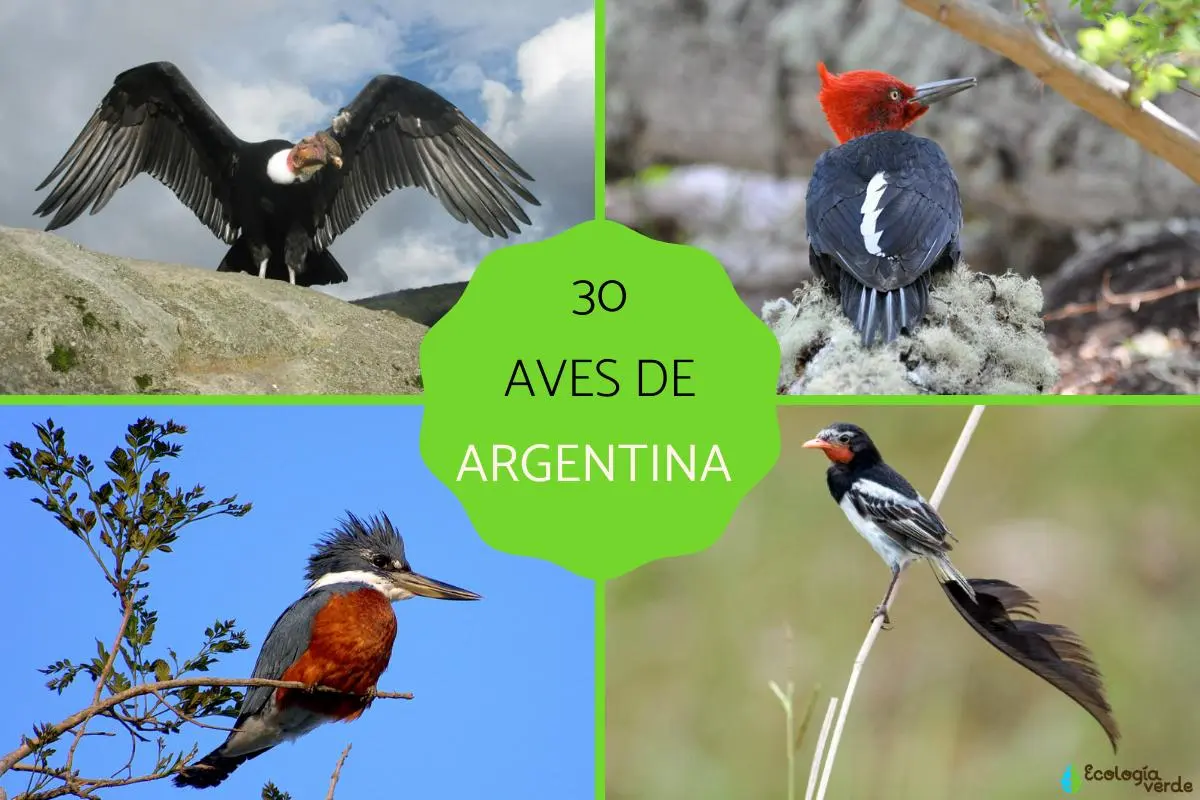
859, 171, 888, 257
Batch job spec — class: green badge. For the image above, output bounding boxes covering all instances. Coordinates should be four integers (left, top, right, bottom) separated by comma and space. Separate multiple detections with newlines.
419, 221, 781, 580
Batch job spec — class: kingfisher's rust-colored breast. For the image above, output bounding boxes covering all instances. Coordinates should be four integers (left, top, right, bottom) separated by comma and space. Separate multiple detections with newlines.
277, 587, 398, 721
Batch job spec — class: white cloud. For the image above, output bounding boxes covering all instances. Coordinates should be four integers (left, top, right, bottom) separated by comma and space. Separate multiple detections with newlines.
0, 0, 593, 300
209, 82, 332, 142
282, 21, 398, 85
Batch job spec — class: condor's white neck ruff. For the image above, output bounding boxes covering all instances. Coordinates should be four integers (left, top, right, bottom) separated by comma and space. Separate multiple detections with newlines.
266, 148, 316, 185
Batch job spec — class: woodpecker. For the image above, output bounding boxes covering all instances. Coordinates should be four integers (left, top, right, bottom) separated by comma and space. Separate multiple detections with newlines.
173, 513, 480, 789
806, 63, 976, 346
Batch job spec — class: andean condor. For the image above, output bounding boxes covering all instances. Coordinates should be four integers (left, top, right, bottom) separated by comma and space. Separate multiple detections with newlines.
33, 61, 539, 287
806, 63, 976, 346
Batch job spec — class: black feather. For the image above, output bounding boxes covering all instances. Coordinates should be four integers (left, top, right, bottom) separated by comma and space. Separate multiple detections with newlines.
942, 577, 1120, 752
806, 130, 963, 346
315, 74, 539, 247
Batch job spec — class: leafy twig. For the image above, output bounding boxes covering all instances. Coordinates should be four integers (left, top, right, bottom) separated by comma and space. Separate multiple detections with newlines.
903, 0, 1200, 182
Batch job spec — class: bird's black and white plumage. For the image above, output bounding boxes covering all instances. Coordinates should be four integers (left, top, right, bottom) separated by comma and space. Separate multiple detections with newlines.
806, 131, 963, 346
802, 421, 974, 620
33, 61, 539, 287
803, 422, 1120, 751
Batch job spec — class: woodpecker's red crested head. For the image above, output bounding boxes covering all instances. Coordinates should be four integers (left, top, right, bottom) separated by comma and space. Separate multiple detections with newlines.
816, 62, 977, 144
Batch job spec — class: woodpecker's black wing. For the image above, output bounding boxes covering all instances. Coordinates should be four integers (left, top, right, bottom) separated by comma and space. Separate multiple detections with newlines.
844, 462, 956, 558
806, 130, 963, 345
34, 61, 242, 243
312, 76, 540, 247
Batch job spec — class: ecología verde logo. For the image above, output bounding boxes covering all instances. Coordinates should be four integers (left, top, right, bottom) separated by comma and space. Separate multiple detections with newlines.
1061, 764, 1082, 793
1062, 764, 1194, 794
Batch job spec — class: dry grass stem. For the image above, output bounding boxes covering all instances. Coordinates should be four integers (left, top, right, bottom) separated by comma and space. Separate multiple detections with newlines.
812, 405, 988, 800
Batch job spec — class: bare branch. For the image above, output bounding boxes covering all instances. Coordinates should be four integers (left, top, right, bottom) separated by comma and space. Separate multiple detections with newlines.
0, 679, 412, 779
1043, 270, 1200, 321
903, 0, 1200, 182
812, 405, 988, 800
325, 744, 353, 800
148, 689, 238, 734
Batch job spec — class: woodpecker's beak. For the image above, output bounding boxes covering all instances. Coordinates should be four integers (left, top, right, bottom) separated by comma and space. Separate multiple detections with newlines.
911, 76, 977, 107
395, 570, 482, 601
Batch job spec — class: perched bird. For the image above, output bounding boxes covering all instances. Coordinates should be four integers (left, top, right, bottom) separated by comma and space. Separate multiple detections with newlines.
34, 61, 539, 287
802, 421, 973, 623
803, 422, 1119, 751
806, 63, 975, 345
173, 513, 480, 789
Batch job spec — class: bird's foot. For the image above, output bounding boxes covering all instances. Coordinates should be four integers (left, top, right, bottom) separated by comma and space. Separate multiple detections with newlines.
871, 604, 893, 629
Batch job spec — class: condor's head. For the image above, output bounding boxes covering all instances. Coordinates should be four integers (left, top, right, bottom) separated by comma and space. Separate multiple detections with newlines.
268, 130, 344, 185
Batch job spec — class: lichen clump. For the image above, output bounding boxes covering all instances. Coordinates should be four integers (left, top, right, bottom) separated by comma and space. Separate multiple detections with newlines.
763, 266, 1058, 394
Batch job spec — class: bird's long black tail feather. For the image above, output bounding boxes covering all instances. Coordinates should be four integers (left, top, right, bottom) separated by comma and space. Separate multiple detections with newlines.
941, 577, 1120, 752
838, 271, 931, 347
172, 745, 270, 789
217, 238, 349, 286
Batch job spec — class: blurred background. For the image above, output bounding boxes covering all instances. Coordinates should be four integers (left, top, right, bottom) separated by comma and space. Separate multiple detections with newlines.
605, 0, 1200, 393
607, 405, 1200, 798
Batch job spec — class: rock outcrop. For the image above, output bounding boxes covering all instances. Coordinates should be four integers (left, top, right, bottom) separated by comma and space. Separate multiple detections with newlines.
0, 227, 432, 394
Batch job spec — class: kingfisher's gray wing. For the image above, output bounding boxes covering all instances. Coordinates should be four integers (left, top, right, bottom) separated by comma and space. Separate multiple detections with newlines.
234, 589, 332, 723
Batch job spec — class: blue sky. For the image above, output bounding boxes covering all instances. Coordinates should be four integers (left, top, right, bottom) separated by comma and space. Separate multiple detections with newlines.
0, 405, 595, 799
0, 0, 594, 298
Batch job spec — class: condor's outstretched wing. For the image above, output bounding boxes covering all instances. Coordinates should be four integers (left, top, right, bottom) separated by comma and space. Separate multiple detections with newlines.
312, 75, 540, 246
806, 130, 963, 345
34, 61, 242, 243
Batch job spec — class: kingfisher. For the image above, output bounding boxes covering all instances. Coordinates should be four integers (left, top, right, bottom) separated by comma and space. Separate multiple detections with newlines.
805, 63, 976, 346
173, 512, 480, 789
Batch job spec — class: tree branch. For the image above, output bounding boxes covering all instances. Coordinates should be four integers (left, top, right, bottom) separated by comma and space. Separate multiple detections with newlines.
902, 0, 1200, 182
11, 762, 175, 800
325, 744, 353, 800
0, 679, 412, 778
64, 599, 137, 772
812, 405, 988, 800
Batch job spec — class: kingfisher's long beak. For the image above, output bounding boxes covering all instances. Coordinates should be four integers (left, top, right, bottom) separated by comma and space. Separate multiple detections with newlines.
911, 76, 977, 107
396, 570, 482, 601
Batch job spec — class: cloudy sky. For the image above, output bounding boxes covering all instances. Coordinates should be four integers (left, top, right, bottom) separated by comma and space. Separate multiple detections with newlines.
0, 0, 594, 299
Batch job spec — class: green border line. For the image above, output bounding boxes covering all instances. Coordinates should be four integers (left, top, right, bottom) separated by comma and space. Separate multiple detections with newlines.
776, 395, 1200, 406
4, 395, 1194, 406
594, 581, 606, 800
0, 395, 425, 405
594, 0, 606, 221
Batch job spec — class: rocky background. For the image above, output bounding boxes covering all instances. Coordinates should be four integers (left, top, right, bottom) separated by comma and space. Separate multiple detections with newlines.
605, 0, 1200, 393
